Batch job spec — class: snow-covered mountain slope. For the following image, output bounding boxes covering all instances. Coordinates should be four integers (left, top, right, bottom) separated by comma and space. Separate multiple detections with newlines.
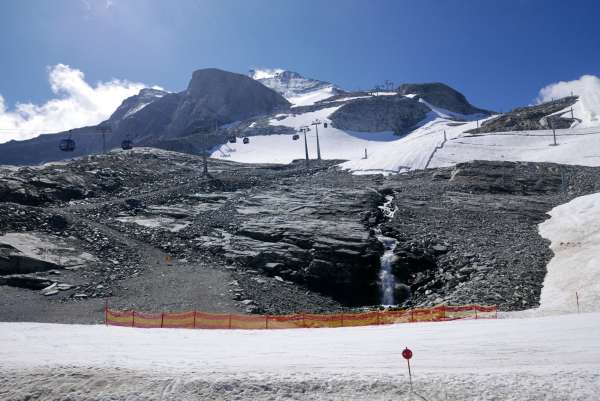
249, 68, 342, 106
2, 313, 600, 400
213, 95, 600, 174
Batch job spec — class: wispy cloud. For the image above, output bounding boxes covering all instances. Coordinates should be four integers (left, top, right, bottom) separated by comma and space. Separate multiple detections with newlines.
0, 64, 153, 144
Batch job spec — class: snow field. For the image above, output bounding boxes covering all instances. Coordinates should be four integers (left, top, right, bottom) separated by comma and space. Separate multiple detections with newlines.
1, 313, 600, 400
212, 93, 600, 176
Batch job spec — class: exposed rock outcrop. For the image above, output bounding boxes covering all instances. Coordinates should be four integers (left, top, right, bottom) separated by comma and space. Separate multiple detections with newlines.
329, 95, 430, 133
467, 96, 578, 134
397, 82, 492, 116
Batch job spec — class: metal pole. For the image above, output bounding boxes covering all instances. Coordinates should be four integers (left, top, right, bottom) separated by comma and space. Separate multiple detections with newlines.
303, 131, 309, 167
202, 132, 208, 175
315, 124, 321, 160
407, 359, 413, 390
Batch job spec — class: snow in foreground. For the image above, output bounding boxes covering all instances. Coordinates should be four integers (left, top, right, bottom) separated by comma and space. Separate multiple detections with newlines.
2, 313, 600, 400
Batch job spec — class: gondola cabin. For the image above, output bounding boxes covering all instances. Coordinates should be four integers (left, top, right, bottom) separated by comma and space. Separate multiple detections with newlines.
121, 140, 133, 150
292, 134, 299, 140
59, 139, 76, 152
243, 137, 250, 144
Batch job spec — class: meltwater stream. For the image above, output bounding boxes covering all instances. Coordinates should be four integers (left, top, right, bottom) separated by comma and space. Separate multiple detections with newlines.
375, 195, 398, 306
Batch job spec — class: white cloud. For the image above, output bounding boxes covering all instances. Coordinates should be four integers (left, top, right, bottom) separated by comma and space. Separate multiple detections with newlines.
537, 75, 600, 126
0, 64, 153, 144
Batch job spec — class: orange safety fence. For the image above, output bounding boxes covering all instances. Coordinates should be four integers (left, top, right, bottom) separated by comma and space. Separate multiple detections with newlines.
105, 304, 497, 330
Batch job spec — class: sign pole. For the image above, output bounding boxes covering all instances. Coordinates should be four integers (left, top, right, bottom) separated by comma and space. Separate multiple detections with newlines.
402, 347, 413, 391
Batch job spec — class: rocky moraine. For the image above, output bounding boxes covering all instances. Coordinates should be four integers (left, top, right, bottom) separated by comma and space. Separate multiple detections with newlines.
2, 149, 600, 323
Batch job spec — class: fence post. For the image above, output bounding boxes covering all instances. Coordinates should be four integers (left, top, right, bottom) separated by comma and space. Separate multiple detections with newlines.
377, 311, 380, 325
475, 307, 478, 320
104, 300, 108, 326
132, 311, 135, 327
442, 305, 446, 320
228, 314, 232, 329
193, 310, 197, 329
161, 313, 164, 328
341, 313, 344, 327
265, 315, 269, 329
410, 309, 414, 323
302, 313, 306, 328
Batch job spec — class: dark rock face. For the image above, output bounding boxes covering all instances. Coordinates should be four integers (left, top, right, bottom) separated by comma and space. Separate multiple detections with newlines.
203, 185, 385, 306
440, 160, 567, 195
467, 96, 578, 134
0, 173, 90, 205
107, 88, 168, 130
330, 95, 430, 133
168, 68, 291, 134
397, 83, 492, 116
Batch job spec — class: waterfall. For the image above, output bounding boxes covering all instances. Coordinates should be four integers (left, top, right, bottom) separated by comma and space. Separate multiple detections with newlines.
376, 195, 398, 306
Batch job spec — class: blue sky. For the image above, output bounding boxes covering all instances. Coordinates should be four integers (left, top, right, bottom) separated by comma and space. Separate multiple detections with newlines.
0, 0, 598, 113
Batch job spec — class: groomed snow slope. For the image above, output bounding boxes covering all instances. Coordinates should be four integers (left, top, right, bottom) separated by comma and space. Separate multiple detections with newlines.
212, 105, 486, 174
212, 97, 600, 175
2, 314, 600, 400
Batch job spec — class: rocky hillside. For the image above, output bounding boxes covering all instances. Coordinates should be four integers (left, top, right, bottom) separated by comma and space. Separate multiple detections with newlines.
3, 150, 600, 323
329, 95, 430, 133
467, 96, 579, 134
397, 82, 491, 116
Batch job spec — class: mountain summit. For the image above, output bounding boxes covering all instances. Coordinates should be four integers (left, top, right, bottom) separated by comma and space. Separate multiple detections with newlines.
249, 68, 342, 106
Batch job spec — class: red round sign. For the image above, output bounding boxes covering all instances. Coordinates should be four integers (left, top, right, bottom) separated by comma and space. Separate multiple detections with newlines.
402, 347, 413, 360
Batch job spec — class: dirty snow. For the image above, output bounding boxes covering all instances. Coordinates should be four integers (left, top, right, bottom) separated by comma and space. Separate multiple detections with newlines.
533, 192, 600, 314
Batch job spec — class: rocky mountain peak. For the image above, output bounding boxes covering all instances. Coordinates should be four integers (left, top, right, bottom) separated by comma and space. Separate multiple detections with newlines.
397, 82, 491, 116
249, 68, 341, 100
108, 87, 168, 125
